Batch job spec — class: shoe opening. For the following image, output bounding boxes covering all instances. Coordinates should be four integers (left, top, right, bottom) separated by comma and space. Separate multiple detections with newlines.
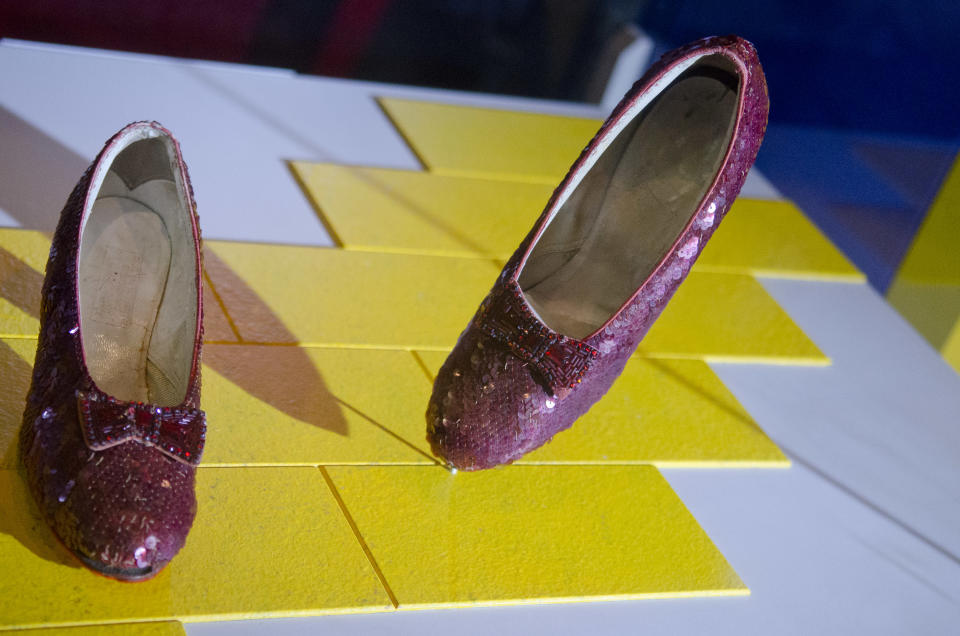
518, 53, 740, 339
78, 129, 198, 406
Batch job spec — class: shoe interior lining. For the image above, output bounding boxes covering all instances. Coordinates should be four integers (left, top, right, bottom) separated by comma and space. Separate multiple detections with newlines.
518, 54, 740, 339
78, 136, 197, 406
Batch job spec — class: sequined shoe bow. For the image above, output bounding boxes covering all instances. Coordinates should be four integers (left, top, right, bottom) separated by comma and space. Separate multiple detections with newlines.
19, 121, 205, 580
427, 35, 769, 470
77, 389, 206, 466
476, 281, 600, 397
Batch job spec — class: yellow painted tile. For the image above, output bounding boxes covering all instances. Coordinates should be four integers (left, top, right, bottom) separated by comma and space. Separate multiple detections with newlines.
379, 98, 600, 182
416, 351, 787, 467
202, 344, 434, 465
4, 229, 823, 361
0, 467, 391, 629
886, 279, 960, 352
0, 301, 36, 339
202, 270, 240, 343
697, 199, 863, 281
887, 277, 960, 374
640, 271, 827, 364
206, 242, 823, 362
289, 163, 860, 281
0, 228, 52, 271
0, 229, 46, 338
943, 319, 960, 375
0, 337, 35, 468
0, 229, 241, 343
0, 622, 186, 635
205, 241, 500, 349
413, 351, 448, 380
0, 339, 434, 467
325, 465, 747, 607
887, 152, 960, 370
289, 162, 550, 259
894, 152, 960, 285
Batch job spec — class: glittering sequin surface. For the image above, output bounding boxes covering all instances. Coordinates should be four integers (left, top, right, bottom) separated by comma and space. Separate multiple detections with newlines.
427, 36, 770, 470
18, 122, 205, 579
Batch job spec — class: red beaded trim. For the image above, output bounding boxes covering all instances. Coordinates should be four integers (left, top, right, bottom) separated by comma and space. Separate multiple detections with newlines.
76, 389, 206, 466
476, 282, 599, 396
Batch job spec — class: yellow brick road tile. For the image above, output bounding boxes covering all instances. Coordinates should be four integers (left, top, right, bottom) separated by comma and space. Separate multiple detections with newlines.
0, 229, 237, 342
289, 162, 549, 259
416, 351, 788, 467
893, 152, 960, 285
943, 320, 960, 375
697, 199, 863, 281
206, 242, 825, 363
0, 467, 391, 629
888, 152, 960, 372
290, 163, 861, 281
205, 241, 500, 349
325, 465, 747, 607
886, 281, 960, 354
1, 229, 826, 363
202, 344, 434, 465
0, 229, 52, 272
887, 279, 960, 374
640, 271, 827, 364
202, 272, 240, 343
0, 339, 434, 467
0, 622, 186, 636
379, 98, 600, 183
0, 337, 35, 468
0, 230, 45, 339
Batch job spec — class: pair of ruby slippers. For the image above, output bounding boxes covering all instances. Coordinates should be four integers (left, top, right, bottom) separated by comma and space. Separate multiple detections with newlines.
19, 35, 767, 580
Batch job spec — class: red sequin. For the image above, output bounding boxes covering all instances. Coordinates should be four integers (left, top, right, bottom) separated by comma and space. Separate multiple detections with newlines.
77, 389, 206, 466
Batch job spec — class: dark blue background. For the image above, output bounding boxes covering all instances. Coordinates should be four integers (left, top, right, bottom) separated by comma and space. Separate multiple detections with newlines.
640, 0, 960, 289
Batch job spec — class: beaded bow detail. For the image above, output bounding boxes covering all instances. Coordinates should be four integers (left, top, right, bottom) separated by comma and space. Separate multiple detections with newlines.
76, 389, 206, 466
476, 281, 599, 396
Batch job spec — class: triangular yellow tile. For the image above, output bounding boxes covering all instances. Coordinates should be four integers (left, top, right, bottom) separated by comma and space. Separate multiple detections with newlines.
887, 152, 960, 372
893, 152, 960, 285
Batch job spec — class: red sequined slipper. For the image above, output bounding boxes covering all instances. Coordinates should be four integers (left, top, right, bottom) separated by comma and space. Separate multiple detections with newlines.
427, 36, 769, 470
19, 121, 205, 580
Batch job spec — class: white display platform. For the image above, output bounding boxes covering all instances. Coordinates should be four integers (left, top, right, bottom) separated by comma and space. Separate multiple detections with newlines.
1, 39, 957, 635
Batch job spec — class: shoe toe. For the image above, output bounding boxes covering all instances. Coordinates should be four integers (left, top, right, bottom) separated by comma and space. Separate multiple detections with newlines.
427, 331, 558, 470
60, 443, 196, 580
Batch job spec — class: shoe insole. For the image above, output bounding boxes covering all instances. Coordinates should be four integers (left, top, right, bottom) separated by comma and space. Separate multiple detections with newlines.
522, 68, 738, 339
79, 195, 171, 403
